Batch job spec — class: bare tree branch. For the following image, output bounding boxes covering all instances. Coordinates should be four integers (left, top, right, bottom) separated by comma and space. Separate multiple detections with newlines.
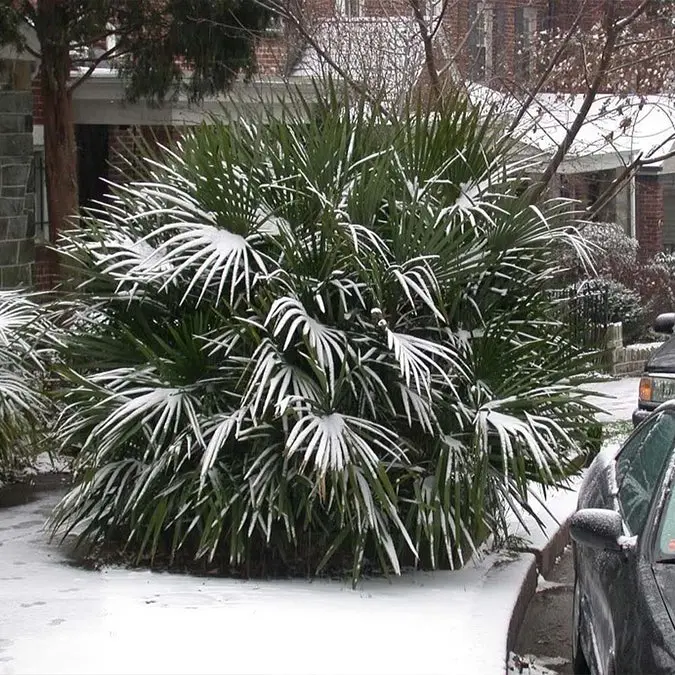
68, 44, 126, 93
507, 9, 584, 134
528, 24, 620, 201
408, 0, 442, 102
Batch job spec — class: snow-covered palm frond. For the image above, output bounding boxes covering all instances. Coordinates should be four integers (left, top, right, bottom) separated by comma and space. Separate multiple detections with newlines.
267, 297, 347, 388
0, 291, 49, 359
94, 234, 170, 279
199, 409, 245, 485
88, 384, 203, 459
0, 370, 44, 416
285, 403, 404, 476
0, 291, 51, 475
153, 223, 268, 306
388, 258, 445, 321
242, 339, 321, 423
385, 328, 463, 397
398, 383, 437, 434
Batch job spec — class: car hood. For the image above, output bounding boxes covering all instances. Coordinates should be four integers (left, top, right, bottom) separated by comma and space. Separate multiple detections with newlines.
646, 339, 675, 374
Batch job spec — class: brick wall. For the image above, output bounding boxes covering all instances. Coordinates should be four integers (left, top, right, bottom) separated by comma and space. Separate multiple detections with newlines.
256, 35, 289, 76
362, 0, 411, 16
436, 0, 654, 89
442, 0, 549, 86
34, 244, 58, 291
32, 75, 43, 126
636, 173, 664, 260
0, 91, 35, 288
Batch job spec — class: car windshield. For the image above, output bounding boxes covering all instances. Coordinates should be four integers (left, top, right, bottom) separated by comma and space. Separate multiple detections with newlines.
648, 338, 675, 373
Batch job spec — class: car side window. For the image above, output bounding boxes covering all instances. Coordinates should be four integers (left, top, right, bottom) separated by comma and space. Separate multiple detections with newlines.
617, 412, 675, 535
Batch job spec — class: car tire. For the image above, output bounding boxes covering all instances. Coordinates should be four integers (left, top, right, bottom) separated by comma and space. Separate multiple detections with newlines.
573, 580, 591, 674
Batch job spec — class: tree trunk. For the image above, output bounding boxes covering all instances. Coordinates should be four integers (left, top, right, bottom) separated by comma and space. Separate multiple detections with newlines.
36, 1, 79, 280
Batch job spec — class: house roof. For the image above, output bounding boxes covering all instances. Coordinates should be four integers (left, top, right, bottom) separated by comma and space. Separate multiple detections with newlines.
470, 85, 675, 174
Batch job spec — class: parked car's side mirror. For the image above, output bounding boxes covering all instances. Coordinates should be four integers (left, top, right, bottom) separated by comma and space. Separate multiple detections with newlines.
570, 508, 625, 551
654, 313, 675, 334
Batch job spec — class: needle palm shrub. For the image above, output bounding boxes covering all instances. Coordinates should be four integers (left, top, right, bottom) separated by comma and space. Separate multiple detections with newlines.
49, 88, 597, 582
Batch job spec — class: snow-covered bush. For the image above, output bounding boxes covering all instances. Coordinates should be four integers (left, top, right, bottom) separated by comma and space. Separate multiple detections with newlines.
567, 223, 674, 344
48, 88, 597, 582
0, 292, 51, 478
653, 252, 675, 277
580, 277, 646, 345
577, 222, 639, 279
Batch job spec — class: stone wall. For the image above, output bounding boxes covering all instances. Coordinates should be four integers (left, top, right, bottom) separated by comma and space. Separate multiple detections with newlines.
604, 323, 663, 377
0, 91, 34, 287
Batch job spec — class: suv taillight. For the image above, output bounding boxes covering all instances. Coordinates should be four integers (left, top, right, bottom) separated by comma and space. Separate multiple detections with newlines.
639, 377, 653, 402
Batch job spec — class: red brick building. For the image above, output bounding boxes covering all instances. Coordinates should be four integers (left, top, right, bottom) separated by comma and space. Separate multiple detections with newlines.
25, 0, 675, 285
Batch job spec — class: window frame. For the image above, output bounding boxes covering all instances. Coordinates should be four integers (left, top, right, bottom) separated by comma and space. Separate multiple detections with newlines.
338, 0, 362, 18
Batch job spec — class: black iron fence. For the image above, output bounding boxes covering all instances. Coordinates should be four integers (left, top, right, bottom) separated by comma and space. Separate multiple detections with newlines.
549, 285, 610, 350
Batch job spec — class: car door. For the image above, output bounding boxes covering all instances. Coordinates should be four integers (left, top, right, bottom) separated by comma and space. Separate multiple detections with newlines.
578, 411, 675, 674
612, 411, 675, 671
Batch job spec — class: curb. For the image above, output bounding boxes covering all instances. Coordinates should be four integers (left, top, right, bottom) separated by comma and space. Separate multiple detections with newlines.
505, 554, 538, 658
504, 515, 573, 665
0, 472, 70, 508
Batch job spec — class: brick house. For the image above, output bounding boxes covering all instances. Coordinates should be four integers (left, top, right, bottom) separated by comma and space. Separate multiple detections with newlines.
12, 0, 675, 286
444, 0, 671, 259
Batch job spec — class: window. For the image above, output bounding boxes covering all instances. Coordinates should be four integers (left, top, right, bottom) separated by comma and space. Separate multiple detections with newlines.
338, 0, 361, 18
265, 14, 285, 35
617, 412, 675, 535
469, 2, 494, 80
515, 6, 537, 81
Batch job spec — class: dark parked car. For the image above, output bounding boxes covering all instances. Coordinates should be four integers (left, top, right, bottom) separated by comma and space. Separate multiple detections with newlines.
570, 403, 675, 673
633, 313, 675, 427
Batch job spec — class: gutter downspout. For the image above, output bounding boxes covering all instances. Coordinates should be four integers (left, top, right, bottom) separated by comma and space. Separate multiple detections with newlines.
630, 167, 637, 239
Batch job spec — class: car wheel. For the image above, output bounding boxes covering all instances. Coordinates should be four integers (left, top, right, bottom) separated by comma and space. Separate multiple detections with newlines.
573, 579, 591, 674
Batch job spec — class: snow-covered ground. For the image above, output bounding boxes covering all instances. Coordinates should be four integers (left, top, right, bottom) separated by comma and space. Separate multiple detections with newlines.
584, 377, 639, 423
1, 489, 533, 675
20, 452, 71, 476
0, 378, 638, 675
